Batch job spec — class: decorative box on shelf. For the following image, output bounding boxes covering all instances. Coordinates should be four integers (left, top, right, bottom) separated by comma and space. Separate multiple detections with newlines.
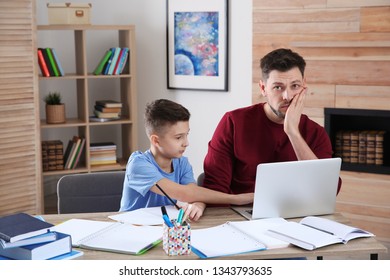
47, 3, 92, 25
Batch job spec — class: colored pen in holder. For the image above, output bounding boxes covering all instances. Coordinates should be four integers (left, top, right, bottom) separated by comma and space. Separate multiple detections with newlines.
163, 219, 191, 256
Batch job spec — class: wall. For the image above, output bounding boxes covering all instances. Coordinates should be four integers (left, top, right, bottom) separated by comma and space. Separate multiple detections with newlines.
36, 0, 253, 179
252, 0, 390, 242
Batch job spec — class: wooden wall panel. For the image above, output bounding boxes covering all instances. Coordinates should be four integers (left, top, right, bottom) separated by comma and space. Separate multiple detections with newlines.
0, 0, 42, 215
253, 1, 390, 241
361, 7, 390, 33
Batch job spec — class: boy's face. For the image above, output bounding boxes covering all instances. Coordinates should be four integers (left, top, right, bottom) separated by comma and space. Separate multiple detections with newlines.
156, 121, 190, 159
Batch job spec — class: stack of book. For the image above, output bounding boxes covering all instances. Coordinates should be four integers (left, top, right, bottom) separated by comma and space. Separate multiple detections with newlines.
90, 142, 118, 167
91, 100, 122, 122
0, 213, 82, 260
335, 130, 386, 165
63, 136, 86, 170
42, 140, 64, 171
93, 47, 129, 75
37, 47, 64, 77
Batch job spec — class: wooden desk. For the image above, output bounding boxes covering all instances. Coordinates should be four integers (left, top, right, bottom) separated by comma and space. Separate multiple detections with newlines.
42, 208, 387, 260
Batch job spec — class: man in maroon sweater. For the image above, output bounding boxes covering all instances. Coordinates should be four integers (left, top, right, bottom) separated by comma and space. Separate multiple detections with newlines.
203, 48, 341, 198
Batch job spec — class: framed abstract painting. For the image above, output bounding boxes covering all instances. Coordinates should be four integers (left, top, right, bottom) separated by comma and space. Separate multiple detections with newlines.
166, 0, 229, 91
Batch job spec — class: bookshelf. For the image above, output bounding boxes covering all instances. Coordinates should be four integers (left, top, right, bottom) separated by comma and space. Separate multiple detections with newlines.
37, 25, 137, 178
324, 108, 390, 175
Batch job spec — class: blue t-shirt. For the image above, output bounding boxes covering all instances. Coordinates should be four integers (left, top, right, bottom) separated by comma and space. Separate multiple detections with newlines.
119, 150, 196, 211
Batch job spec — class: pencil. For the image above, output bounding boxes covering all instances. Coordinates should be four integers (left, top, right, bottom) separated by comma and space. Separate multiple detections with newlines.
155, 183, 180, 210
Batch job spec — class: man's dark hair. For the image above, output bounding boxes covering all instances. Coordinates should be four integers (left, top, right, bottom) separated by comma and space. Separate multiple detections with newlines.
260, 48, 306, 80
144, 99, 190, 136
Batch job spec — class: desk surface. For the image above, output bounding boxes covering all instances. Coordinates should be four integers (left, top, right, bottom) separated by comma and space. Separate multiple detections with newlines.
43, 208, 387, 260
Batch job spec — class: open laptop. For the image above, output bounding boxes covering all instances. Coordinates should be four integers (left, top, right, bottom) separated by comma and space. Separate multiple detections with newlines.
231, 158, 342, 219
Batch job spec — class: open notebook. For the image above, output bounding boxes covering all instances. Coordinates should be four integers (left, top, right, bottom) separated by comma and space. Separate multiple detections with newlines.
191, 218, 289, 258
51, 219, 162, 255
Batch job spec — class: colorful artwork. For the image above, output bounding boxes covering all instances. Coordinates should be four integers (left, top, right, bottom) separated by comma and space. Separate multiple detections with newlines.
174, 12, 219, 77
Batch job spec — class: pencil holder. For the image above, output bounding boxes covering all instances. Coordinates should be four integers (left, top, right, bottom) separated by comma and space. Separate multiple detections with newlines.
163, 219, 191, 256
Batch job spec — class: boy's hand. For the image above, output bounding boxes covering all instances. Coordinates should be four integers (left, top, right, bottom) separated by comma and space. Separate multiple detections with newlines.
182, 202, 205, 222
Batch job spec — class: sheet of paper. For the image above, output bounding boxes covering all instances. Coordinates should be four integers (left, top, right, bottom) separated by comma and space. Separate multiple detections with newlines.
108, 206, 180, 225
228, 218, 290, 249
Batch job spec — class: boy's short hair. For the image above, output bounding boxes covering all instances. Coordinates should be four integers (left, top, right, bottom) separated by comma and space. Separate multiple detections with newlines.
144, 99, 190, 136
260, 48, 306, 80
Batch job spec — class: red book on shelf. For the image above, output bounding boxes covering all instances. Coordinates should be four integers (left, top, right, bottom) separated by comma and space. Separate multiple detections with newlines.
37, 49, 50, 77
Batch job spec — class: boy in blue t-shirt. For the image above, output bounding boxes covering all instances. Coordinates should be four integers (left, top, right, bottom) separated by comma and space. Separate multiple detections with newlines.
120, 99, 253, 221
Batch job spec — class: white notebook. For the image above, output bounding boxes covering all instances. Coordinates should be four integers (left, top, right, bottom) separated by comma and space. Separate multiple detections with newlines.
51, 219, 162, 255
191, 218, 289, 258
267, 216, 374, 250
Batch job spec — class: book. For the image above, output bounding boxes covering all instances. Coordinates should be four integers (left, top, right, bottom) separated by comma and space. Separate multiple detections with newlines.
49, 249, 84, 260
267, 216, 375, 251
51, 219, 162, 255
366, 131, 377, 164
71, 137, 85, 169
341, 130, 351, 163
116, 47, 129, 74
358, 130, 368, 164
90, 142, 117, 149
45, 48, 60, 77
112, 48, 124, 75
63, 139, 74, 169
93, 49, 113, 75
0, 232, 72, 260
94, 105, 121, 113
103, 47, 116, 75
37, 49, 50, 77
94, 110, 120, 119
0, 249, 83, 260
0, 213, 53, 243
95, 100, 122, 108
191, 218, 289, 258
39, 47, 55, 76
50, 48, 64, 76
350, 131, 359, 163
0, 231, 57, 249
375, 130, 385, 165
107, 47, 121, 75
65, 136, 81, 169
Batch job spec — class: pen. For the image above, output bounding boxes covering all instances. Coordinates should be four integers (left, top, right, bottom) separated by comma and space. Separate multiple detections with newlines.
155, 183, 180, 210
177, 208, 184, 225
161, 206, 174, 228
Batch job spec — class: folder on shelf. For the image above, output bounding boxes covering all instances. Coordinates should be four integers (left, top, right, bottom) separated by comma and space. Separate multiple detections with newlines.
93, 49, 113, 75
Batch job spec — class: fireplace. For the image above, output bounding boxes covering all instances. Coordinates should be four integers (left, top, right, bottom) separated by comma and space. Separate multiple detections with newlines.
324, 108, 390, 175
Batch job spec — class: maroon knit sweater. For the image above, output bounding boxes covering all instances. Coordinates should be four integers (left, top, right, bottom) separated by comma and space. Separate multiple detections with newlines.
203, 103, 341, 195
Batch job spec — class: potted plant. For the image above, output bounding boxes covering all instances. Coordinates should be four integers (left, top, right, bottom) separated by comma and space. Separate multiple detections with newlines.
44, 91, 66, 124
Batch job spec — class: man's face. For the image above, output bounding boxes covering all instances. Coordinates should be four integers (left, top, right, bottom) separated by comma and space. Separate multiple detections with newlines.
259, 67, 305, 120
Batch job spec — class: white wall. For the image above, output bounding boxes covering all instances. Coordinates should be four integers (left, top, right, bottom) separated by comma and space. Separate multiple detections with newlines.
36, 0, 253, 179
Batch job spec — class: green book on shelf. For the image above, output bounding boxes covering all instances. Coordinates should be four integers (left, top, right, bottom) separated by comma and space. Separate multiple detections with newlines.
45, 48, 59, 77
93, 49, 113, 75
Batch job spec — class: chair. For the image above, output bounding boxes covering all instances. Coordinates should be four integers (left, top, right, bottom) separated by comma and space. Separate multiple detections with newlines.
57, 171, 125, 214
197, 172, 205, 186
